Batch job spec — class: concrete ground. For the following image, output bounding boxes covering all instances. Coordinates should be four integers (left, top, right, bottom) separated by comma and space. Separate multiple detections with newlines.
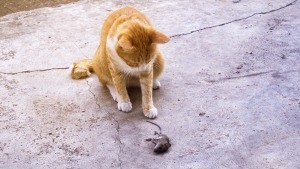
0, 0, 299, 168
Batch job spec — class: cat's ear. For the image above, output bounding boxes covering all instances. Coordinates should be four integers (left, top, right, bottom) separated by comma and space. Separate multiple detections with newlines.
118, 36, 135, 51
149, 28, 170, 44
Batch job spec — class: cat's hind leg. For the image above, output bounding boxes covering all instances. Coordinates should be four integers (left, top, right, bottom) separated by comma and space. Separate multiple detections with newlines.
70, 58, 94, 79
153, 50, 165, 89
153, 79, 161, 89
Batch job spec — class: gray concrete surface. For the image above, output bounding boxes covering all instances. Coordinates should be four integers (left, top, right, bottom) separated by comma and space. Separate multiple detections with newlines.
0, 0, 299, 168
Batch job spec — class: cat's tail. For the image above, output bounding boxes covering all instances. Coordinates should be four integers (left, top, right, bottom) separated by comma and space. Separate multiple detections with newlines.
70, 58, 94, 79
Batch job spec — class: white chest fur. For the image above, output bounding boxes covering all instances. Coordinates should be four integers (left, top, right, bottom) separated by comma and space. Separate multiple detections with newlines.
106, 37, 153, 76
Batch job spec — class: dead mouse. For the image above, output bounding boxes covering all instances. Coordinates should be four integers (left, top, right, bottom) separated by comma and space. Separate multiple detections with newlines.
145, 120, 171, 153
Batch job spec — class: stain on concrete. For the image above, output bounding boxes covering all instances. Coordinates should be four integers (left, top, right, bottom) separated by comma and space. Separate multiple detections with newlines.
0, 0, 79, 17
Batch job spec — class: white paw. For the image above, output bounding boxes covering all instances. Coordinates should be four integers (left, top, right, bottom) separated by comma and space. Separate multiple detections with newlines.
117, 102, 132, 112
107, 85, 118, 102
144, 107, 158, 119
153, 80, 161, 90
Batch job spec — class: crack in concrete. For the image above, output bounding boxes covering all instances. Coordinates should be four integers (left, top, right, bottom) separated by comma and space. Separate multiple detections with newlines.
86, 79, 101, 108
85, 80, 124, 169
170, 0, 298, 38
2, 1, 297, 77
207, 70, 275, 83
0, 67, 69, 75
206, 69, 300, 83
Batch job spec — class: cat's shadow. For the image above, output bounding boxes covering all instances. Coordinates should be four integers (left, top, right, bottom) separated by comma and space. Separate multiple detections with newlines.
127, 87, 142, 107
98, 86, 144, 118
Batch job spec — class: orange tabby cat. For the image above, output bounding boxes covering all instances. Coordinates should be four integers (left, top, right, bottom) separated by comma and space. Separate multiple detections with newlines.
70, 7, 169, 118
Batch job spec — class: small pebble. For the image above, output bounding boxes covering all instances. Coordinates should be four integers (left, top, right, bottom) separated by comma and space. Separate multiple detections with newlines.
199, 112, 206, 116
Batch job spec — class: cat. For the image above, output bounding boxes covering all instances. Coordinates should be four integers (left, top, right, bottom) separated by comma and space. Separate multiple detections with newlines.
70, 6, 169, 118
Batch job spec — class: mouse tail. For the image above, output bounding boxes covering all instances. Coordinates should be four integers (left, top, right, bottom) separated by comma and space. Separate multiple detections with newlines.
146, 120, 162, 134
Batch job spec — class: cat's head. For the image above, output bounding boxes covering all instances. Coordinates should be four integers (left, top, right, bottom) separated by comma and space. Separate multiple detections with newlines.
108, 20, 169, 67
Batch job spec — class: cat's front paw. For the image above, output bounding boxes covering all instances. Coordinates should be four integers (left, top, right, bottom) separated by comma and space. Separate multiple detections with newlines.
117, 102, 132, 112
144, 107, 158, 119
